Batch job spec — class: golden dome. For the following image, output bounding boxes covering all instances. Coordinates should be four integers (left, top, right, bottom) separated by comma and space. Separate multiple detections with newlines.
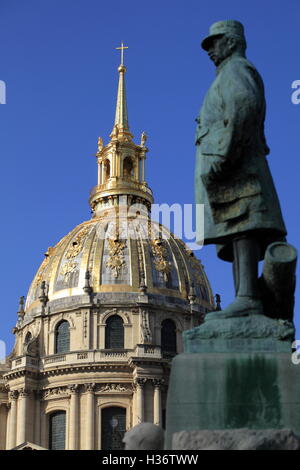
25, 215, 213, 314
23, 55, 214, 317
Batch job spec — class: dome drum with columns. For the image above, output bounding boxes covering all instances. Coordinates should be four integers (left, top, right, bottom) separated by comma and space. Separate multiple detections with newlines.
1, 46, 214, 450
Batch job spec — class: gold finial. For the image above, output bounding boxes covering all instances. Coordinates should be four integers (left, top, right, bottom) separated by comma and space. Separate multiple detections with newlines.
116, 41, 128, 66
110, 41, 132, 140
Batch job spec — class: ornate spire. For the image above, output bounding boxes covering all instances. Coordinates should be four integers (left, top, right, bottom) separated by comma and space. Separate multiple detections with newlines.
89, 44, 153, 216
111, 42, 131, 140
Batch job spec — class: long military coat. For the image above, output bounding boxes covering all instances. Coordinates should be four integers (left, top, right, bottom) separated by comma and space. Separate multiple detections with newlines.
195, 53, 286, 261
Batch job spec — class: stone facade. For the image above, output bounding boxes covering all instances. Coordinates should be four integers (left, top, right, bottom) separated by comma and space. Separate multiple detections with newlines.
1, 291, 213, 449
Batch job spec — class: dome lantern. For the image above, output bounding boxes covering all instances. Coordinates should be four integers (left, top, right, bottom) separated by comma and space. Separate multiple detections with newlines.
90, 43, 153, 218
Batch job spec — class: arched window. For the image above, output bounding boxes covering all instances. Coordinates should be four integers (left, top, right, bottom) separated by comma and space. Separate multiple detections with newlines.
104, 159, 110, 181
101, 407, 126, 450
105, 315, 124, 349
24, 331, 32, 345
123, 156, 133, 178
55, 321, 70, 354
161, 319, 177, 356
49, 411, 66, 450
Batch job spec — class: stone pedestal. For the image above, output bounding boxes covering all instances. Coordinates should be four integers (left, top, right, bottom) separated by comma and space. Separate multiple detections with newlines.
165, 314, 299, 449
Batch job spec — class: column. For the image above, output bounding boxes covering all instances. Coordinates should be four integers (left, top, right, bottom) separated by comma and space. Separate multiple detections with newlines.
93, 311, 98, 350
101, 161, 105, 183
117, 153, 121, 177
0, 403, 9, 450
111, 152, 116, 177
152, 379, 164, 426
134, 378, 146, 424
7, 391, 17, 449
85, 383, 95, 450
16, 388, 29, 445
141, 157, 145, 182
138, 158, 142, 182
40, 403, 47, 448
34, 391, 41, 445
68, 385, 79, 450
98, 161, 101, 185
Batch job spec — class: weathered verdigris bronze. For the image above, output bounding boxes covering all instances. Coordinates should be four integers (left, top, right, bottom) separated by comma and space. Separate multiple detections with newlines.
195, 20, 288, 318
165, 23, 299, 448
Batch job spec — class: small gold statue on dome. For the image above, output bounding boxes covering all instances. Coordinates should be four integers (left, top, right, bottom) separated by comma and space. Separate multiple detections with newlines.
97, 136, 104, 152
141, 131, 147, 147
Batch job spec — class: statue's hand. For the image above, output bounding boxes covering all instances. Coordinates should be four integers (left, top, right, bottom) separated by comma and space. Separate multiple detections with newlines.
202, 157, 228, 186
211, 160, 223, 175
208, 160, 224, 182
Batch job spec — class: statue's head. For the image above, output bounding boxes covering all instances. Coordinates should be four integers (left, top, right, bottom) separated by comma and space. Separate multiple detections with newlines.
122, 422, 165, 450
201, 20, 247, 66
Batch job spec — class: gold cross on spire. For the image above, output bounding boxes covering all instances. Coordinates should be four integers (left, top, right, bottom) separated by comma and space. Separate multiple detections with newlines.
116, 42, 128, 66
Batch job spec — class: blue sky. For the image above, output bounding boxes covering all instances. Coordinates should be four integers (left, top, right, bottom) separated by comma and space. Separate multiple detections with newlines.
0, 0, 299, 352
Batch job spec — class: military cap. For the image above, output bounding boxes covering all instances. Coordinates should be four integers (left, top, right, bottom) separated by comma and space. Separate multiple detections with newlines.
201, 20, 246, 50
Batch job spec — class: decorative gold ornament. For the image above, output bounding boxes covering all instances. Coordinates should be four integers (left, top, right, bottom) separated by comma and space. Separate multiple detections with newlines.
106, 238, 126, 278
61, 260, 78, 282
34, 271, 44, 288
150, 239, 171, 279
97, 136, 103, 152
140, 310, 152, 344
65, 226, 90, 259
110, 124, 119, 139
141, 131, 147, 147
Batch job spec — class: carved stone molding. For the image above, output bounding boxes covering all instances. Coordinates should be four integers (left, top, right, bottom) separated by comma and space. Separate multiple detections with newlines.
49, 313, 76, 334
42, 387, 69, 400
84, 383, 95, 393
140, 310, 152, 344
134, 377, 147, 388
101, 308, 132, 326
18, 388, 30, 398
40, 363, 132, 377
0, 384, 7, 394
151, 378, 165, 389
8, 390, 18, 400
123, 312, 130, 323
68, 384, 79, 394
97, 383, 130, 393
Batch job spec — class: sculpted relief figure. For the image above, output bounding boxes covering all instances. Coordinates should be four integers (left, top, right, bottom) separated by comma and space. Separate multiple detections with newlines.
195, 20, 296, 319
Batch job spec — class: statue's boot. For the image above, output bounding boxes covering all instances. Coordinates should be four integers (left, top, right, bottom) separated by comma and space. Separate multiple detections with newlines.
206, 237, 263, 320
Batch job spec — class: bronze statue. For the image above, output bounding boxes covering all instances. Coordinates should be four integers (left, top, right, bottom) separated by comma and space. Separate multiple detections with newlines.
195, 20, 289, 318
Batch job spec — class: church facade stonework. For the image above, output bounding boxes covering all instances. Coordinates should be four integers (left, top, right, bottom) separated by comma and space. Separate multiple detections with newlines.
0, 51, 214, 450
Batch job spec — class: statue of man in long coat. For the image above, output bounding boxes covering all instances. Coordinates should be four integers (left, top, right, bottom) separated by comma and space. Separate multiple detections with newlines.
195, 20, 287, 317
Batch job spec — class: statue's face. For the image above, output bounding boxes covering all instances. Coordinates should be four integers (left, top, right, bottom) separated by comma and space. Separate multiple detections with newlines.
207, 35, 233, 66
